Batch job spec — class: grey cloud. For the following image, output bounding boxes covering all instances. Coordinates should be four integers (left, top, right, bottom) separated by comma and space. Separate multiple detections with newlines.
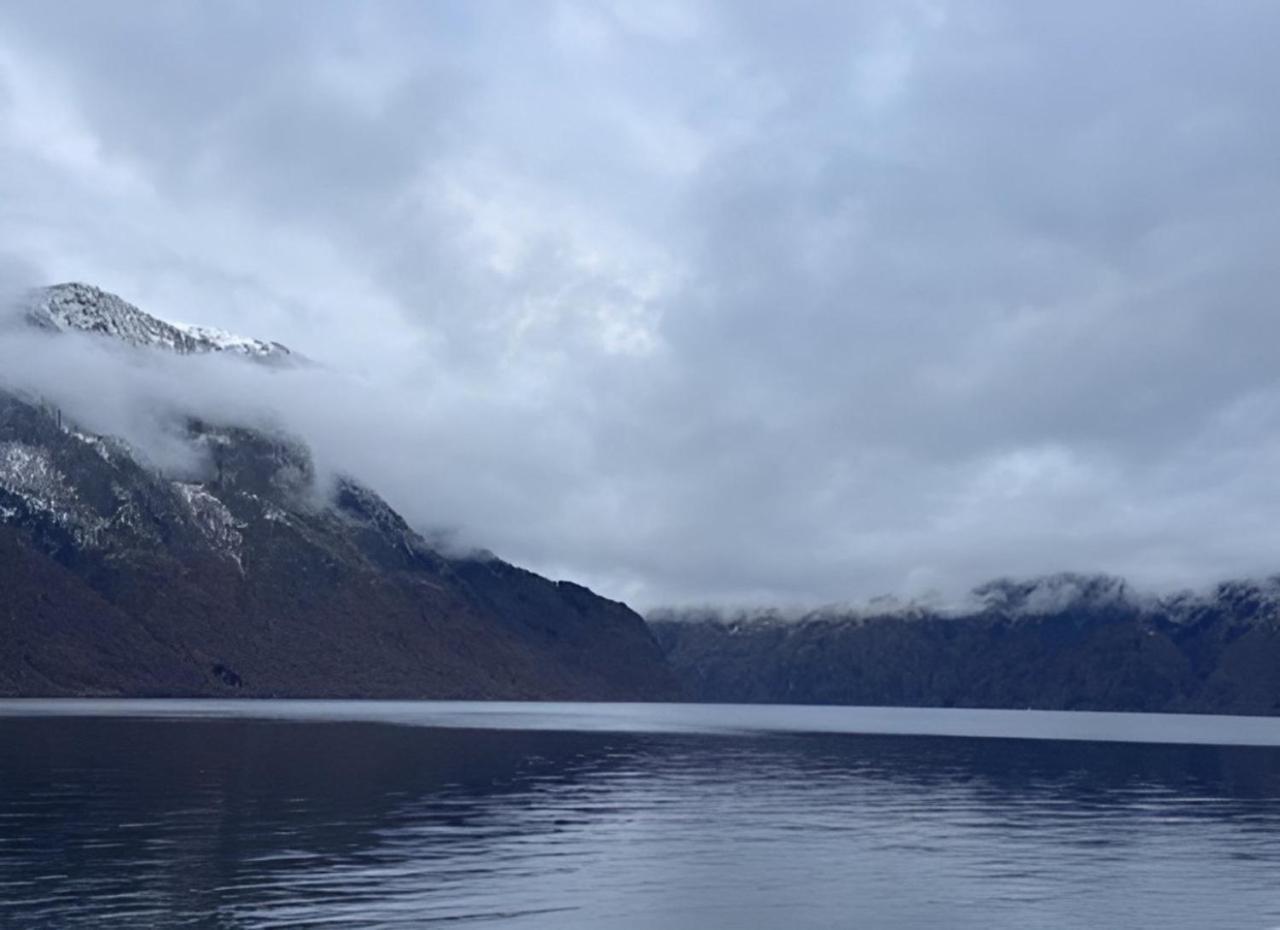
3, 1, 1280, 608
0, 255, 38, 310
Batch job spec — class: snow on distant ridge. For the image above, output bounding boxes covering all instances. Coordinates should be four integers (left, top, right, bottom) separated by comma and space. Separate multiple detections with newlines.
23, 282, 296, 362
649, 570, 1280, 630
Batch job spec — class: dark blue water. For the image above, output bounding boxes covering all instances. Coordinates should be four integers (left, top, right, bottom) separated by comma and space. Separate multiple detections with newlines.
1, 701, 1279, 929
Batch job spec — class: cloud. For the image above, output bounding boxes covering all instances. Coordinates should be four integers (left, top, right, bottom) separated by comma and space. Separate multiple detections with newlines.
2, 1, 1280, 608
0, 254, 38, 311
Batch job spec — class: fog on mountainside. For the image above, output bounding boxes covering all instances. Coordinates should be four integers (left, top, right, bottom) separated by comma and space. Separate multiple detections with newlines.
0, 282, 677, 699
5, 279, 1280, 622
0, 280, 485, 553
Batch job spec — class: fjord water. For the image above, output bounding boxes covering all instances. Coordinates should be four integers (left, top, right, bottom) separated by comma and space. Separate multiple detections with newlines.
2, 703, 1279, 929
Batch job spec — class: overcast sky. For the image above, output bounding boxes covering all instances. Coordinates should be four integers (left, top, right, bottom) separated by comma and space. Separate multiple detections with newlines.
3, 1, 1280, 608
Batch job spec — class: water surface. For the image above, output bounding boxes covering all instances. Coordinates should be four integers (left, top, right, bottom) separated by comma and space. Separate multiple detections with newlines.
1, 701, 1278, 928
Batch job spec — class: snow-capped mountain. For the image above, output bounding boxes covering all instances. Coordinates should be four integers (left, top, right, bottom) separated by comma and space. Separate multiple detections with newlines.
0, 284, 676, 699
23, 282, 296, 362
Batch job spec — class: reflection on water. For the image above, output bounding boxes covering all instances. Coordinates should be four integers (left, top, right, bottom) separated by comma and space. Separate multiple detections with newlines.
1, 704, 1279, 929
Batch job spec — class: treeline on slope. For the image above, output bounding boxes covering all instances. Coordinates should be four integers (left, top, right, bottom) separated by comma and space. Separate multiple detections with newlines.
649, 575, 1280, 716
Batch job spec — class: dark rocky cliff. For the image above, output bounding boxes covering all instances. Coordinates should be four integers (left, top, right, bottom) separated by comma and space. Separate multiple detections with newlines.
650, 575, 1280, 715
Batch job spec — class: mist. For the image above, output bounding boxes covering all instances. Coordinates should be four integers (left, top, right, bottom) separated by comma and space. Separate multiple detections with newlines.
0, 304, 518, 556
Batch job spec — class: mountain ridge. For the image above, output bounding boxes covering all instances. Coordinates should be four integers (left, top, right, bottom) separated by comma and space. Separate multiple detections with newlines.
650, 573, 1280, 715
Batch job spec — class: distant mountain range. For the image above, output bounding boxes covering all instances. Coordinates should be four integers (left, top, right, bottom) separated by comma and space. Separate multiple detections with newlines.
0, 283, 676, 699
650, 573, 1280, 716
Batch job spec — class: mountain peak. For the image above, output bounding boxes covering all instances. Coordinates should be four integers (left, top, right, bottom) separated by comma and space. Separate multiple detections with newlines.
24, 283, 296, 362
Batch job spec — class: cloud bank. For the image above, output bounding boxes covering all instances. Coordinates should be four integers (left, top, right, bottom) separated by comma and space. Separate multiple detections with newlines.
3, 1, 1280, 607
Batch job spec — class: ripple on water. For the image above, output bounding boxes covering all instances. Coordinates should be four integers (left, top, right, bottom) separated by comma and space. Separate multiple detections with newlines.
1, 708, 1279, 929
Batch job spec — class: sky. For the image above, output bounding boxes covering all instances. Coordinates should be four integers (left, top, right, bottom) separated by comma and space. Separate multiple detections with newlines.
2, 1, 1280, 609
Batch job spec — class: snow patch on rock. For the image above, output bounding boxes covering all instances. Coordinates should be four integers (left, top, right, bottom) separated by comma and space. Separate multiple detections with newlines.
70, 428, 118, 463
0, 442, 77, 514
176, 482, 245, 568
0, 441, 102, 545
